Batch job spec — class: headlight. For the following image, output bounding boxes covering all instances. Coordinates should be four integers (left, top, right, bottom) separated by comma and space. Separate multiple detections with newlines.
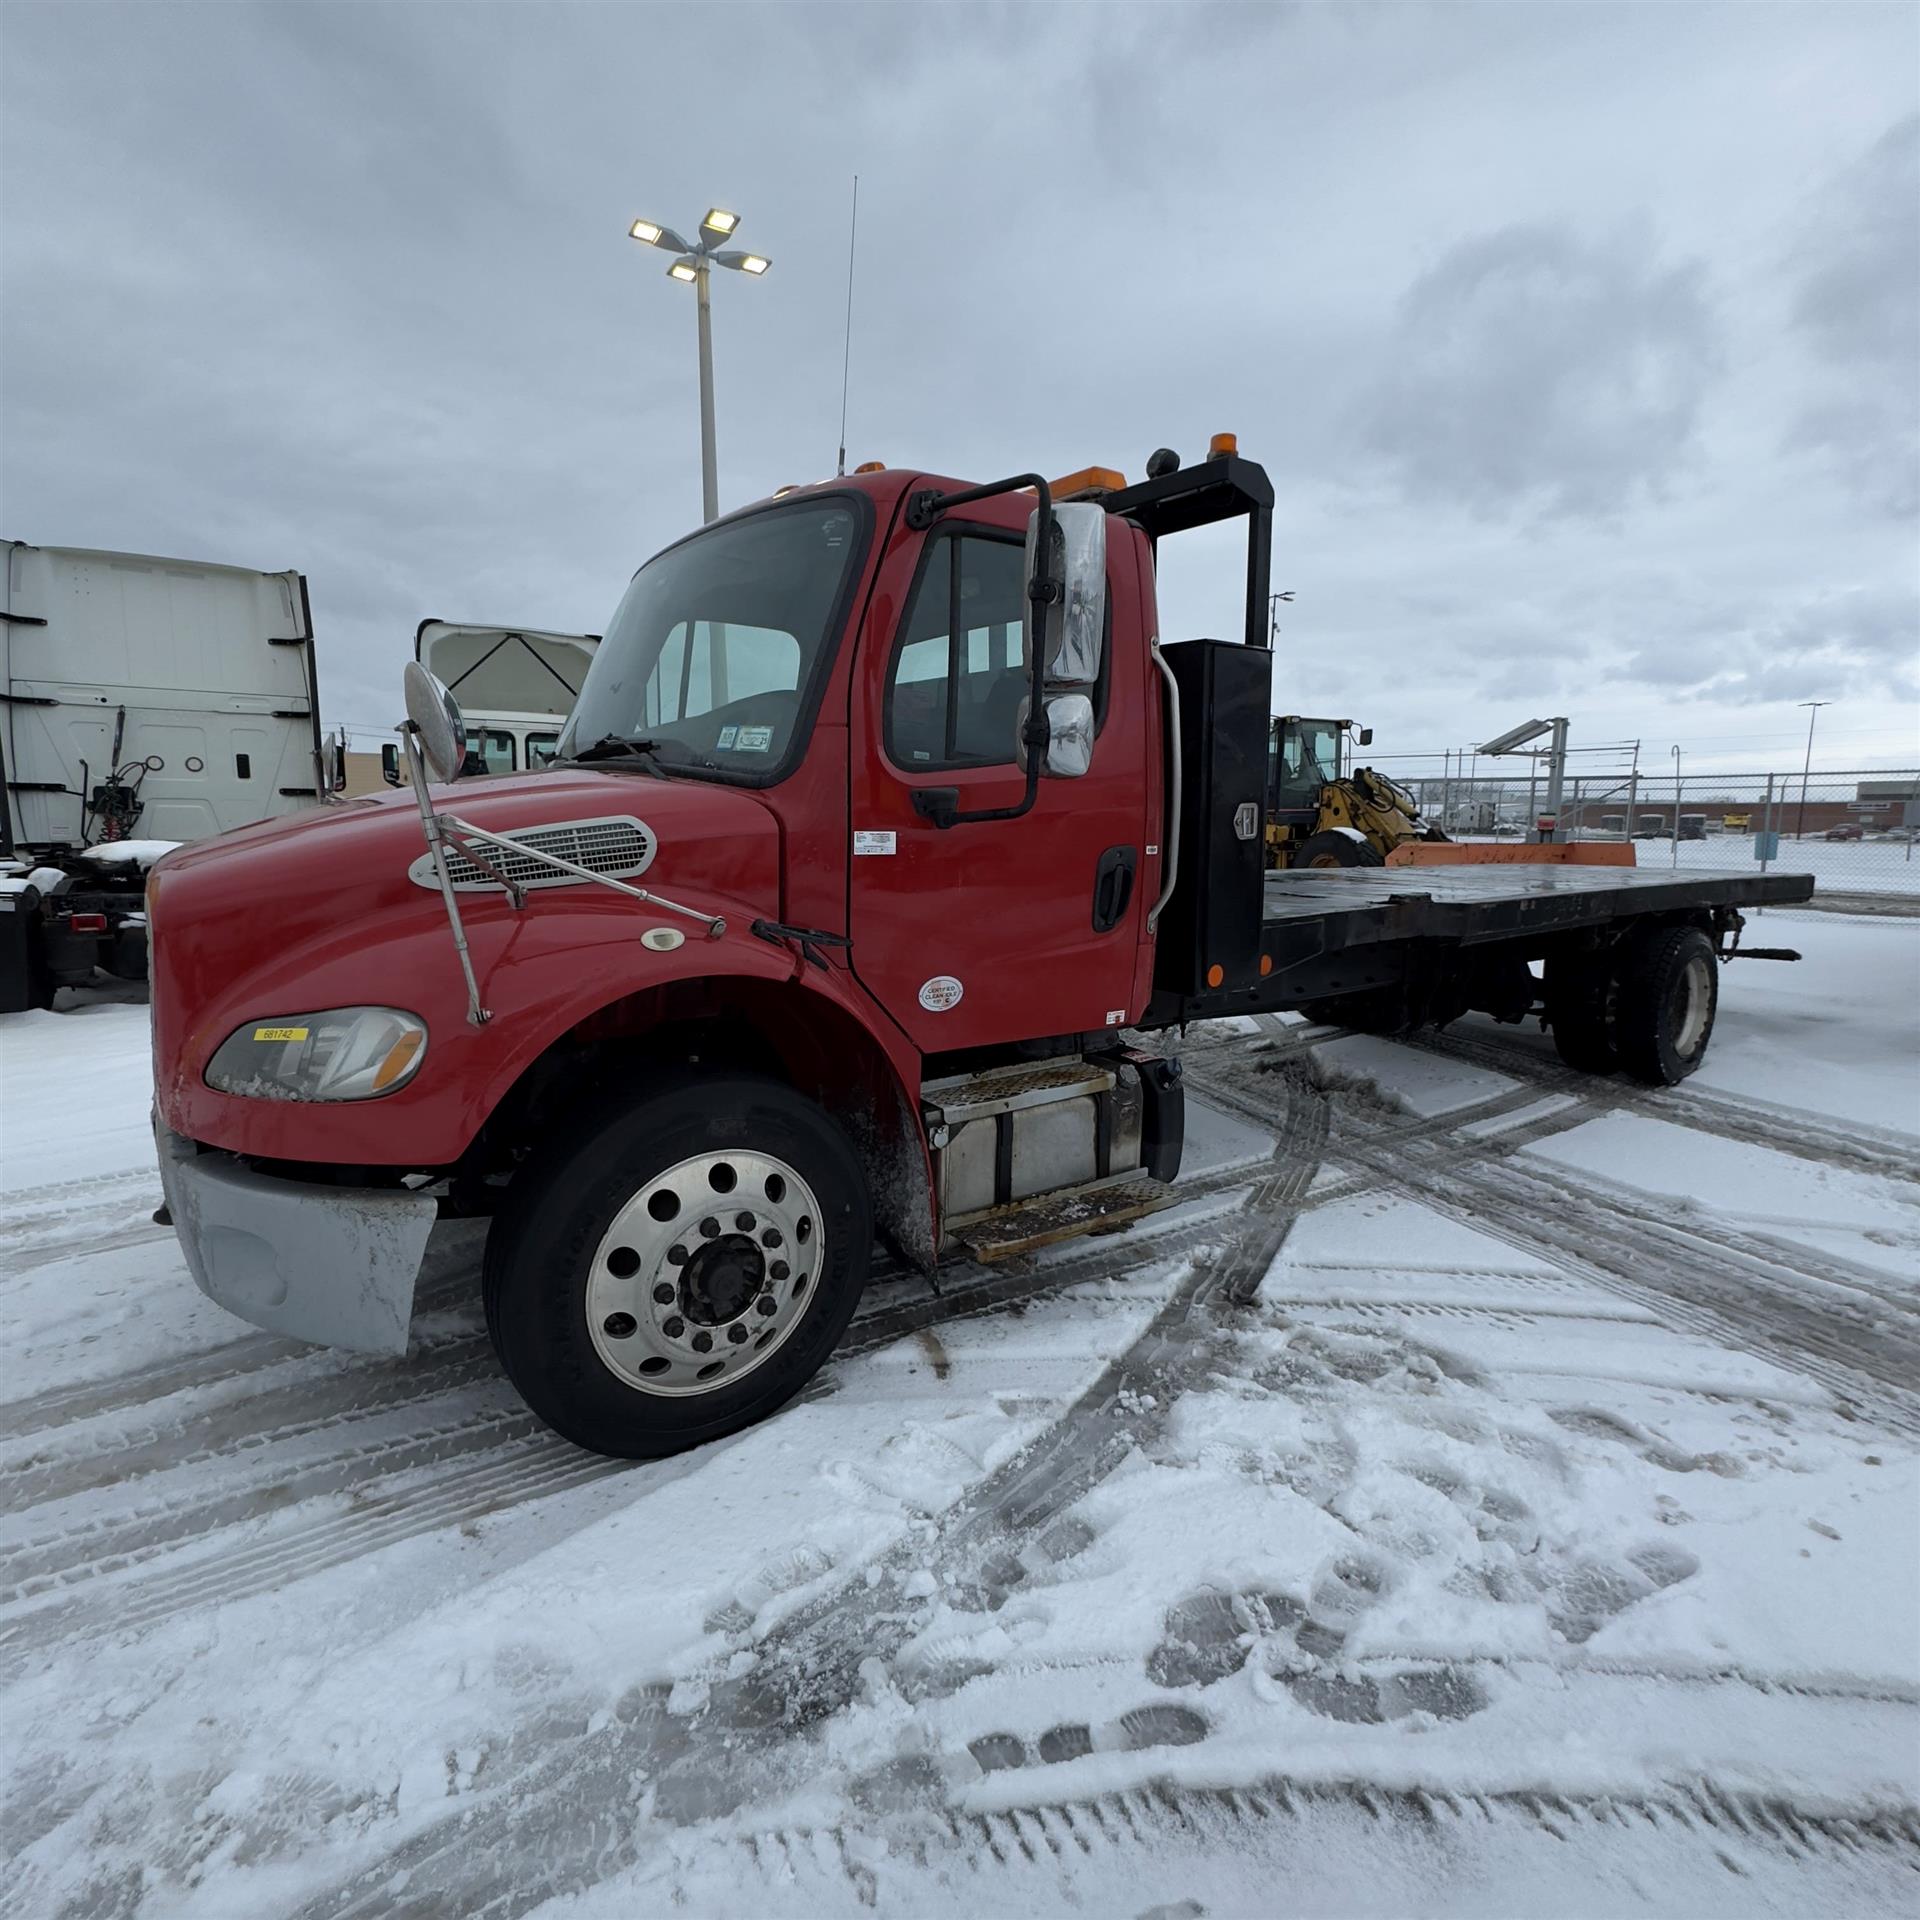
205, 1007, 428, 1102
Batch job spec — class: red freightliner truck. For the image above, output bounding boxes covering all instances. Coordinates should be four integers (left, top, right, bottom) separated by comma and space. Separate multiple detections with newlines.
147, 444, 1815, 1457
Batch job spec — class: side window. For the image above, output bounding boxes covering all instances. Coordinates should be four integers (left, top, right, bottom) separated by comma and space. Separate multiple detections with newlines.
885, 534, 1029, 770
464, 726, 514, 773
525, 733, 561, 768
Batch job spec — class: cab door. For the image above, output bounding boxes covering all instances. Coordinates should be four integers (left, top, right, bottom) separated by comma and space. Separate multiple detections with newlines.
847, 496, 1146, 1056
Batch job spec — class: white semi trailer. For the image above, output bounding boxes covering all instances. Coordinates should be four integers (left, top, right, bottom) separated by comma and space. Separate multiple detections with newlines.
0, 539, 332, 1010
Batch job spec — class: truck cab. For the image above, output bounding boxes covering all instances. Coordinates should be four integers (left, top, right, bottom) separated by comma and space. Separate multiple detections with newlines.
380, 622, 599, 783
148, 445, 1812, 1459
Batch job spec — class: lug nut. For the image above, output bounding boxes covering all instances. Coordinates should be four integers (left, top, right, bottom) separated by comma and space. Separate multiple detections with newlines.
727, 1324, 748, 1344
652, 1283, 675, 1305
663, 1316, 685, 1339
761, 1228, 782, 1249
602, 1313, 637, 1339
755, 1297, 776, 1317
667, 1245, 689, 1267
691, 1330, 713, 1353
699, 1217, 720, 1239
735, 1211, 755, 1232
770, 1259, 790, 1282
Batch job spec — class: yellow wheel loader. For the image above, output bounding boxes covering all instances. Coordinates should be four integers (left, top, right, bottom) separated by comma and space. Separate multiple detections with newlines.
1265, 716, 1449, 868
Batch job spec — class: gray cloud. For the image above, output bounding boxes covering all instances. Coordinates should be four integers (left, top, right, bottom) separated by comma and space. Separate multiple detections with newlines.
2, 1, 1914, 773
1787, 115, 1920, 520
1364, 223, 1721, 521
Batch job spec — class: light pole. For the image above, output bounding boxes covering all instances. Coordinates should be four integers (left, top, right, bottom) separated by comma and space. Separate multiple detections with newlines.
1670, 743, 1682, 868
1795, 699, 1830, 841
629, 208, 771, 524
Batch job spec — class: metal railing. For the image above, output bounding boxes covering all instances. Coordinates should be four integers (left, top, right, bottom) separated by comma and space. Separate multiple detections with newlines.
1394, 766, 1919, 897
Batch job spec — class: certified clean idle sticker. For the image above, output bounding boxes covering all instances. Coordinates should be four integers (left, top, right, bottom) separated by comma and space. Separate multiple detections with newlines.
917, 975, 964, 1013
853, 830, 896, 856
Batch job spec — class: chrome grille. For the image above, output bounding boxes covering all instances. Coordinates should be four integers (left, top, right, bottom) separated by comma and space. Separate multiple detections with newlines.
408, 815, 654, 894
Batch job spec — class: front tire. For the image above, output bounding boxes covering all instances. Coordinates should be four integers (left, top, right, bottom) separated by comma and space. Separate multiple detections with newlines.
1293, 831, 1384, 870
484, 1074, 871, 1457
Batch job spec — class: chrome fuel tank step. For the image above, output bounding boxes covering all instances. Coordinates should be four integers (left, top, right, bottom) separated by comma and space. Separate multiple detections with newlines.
923, 1050, 1184, 1236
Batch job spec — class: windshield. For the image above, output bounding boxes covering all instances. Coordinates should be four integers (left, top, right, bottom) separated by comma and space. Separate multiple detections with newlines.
1274, 720, 1341, 801
560, 499, 864, 781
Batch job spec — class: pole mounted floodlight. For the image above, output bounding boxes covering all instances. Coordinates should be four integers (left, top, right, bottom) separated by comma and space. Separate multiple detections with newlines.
628, 204, 773, 523
1479, 715, 1571, 843
1477, 717, 1554, 757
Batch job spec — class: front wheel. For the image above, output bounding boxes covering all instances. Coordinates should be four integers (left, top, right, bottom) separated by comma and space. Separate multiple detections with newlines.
1293, 831, 1384, 870
484, 1074, 871, 1457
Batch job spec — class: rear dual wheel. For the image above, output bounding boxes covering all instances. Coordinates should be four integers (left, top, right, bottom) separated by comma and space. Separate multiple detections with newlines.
484, 1074, 870, 1457
1544, 926, 1718, 1086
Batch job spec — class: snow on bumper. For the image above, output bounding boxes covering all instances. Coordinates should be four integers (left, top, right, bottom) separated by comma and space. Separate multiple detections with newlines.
155, 1122, 438, 1354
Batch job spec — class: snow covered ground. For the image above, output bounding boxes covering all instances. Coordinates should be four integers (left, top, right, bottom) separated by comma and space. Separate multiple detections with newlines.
2, 910, 1916, 1918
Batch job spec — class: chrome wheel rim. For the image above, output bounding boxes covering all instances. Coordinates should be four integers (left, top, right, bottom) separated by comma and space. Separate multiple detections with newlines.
1672, 954, 1713, 1056
586, 1150, 824, 1397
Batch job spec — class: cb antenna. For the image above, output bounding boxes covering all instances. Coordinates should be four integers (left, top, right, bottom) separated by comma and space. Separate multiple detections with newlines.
836, 175, 859, 476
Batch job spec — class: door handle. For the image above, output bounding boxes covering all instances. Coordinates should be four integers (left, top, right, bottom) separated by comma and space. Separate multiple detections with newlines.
1092, 845, 1137, 932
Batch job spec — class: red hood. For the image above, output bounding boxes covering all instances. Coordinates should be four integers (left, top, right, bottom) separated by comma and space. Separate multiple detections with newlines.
149, 769, 785, 1156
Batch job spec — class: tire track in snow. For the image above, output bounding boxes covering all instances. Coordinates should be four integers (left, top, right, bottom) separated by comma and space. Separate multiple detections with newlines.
0, 1164, 1265, 1651
1190, 1056, 1920, 1433
694, 1776, 1920, 1914
294, 1072, 1335, 1920
1408, 1022, 1920, 1186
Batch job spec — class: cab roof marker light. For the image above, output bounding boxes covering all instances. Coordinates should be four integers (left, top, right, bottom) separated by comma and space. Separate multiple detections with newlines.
1209, 431, 1238, 457
1051, 465, 1127, 498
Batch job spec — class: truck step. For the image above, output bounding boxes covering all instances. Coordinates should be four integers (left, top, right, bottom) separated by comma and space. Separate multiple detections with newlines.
946, 1171, 1177, 1263
922, 1058, 1117, 1134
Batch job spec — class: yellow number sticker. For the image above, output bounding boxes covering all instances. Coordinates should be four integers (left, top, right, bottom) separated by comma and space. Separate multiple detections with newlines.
252, 1026, 309, 1042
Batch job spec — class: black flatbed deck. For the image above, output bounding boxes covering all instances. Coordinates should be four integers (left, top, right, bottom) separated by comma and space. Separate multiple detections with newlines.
1262, 862, 1815, 947
1176, 861, 1824, 1019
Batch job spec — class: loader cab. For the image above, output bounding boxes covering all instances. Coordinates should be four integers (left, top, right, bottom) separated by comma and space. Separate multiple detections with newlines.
1268, 716, 1373, 823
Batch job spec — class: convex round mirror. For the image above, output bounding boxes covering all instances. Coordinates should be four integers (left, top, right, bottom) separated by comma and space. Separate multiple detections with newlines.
402, 661, 466, 783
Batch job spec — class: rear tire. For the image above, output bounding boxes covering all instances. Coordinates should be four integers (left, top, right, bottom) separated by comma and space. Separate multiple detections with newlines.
1612, 926, 1718, 1085
1543, 953, 1617, 1075
1293, 831, 1384, 870
483, 1073, 871, 1457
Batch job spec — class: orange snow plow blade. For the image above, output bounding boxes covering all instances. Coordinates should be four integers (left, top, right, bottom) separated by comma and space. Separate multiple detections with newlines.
1385, 841, 1637, 868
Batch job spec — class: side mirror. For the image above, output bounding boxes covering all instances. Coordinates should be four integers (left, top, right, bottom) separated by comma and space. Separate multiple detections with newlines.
1358, 727, 1374, 747
1024, 502, 1107, 689
402, 661, 466, 784
380, 743, 401, 787
1043, 693, 1094, 779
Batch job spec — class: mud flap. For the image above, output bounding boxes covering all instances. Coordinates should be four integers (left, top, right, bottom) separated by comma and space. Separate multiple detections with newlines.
156, 1124, 438, 1354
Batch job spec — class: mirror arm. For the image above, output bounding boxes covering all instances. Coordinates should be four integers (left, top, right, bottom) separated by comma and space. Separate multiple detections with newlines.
402, 724, 491, 1025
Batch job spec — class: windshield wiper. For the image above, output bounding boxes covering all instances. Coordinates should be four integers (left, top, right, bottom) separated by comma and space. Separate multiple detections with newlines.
567, 733, 670, 768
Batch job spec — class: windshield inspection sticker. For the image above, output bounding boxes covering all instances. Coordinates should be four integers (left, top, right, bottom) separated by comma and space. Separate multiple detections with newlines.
715, 725, 739, 750
734, 725, 774, 754
853, 830, 896, 856
918, 975, 964, 1013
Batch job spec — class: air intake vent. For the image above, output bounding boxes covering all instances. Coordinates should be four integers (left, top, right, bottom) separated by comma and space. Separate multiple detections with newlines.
408, 815, 655, 894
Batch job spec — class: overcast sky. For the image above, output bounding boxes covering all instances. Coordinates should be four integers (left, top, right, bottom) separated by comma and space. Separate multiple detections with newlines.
4, 1, 1916, 775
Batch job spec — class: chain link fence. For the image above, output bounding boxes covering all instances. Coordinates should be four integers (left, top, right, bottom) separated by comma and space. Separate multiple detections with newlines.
1389, 766, 1920, 898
